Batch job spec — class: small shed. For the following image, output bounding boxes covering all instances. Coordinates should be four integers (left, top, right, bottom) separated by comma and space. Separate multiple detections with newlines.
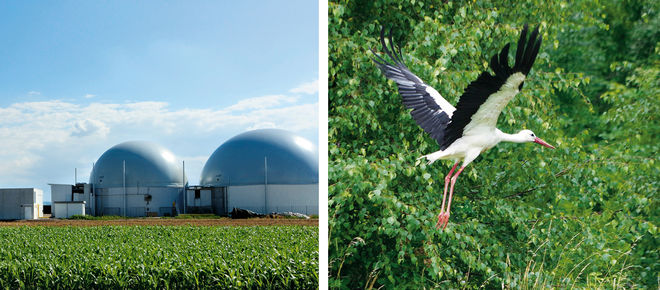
50, 183, 93, 216
53, 201, 86, 219
0, 188, 43, 220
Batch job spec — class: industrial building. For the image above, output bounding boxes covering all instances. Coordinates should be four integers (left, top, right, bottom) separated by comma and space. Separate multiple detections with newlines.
44, 129, 318, 218
0, 188, 43, 220
89, 141, 186, 217
198, 129, 319, 215
50, 183, 91, 217
52, 201, 86, 219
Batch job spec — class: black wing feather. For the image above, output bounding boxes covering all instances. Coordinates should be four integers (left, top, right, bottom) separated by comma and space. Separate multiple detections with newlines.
371, 27, 453, 145
441, 24, 542, 150
515, 25, 528, 67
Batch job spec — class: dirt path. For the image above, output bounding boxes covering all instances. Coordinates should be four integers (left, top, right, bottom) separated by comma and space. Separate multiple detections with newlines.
0, 218, 318, 227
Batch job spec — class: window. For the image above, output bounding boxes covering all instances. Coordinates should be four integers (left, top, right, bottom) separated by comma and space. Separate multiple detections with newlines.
195, 189, 201, 199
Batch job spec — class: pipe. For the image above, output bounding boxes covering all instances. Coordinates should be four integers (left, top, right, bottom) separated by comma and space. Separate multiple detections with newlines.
264, 156, 268, 214
73, 168, 77, 201
123, 160, 126, 217
91, 162, 95, 215
182, 160, 186, 214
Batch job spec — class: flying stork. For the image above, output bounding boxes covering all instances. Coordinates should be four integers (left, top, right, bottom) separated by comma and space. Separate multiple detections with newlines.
371, 24, 555, 230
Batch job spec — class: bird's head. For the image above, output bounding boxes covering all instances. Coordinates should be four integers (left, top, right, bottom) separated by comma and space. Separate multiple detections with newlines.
519, 129, 555, 149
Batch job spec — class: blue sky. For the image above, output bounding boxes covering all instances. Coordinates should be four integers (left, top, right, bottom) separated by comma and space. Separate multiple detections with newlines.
0, 1, 319, 201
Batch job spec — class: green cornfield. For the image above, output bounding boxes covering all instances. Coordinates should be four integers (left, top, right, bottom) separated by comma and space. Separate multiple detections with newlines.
0, 226, 318, 289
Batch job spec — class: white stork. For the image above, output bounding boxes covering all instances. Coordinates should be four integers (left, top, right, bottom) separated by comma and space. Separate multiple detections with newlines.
371, 24, 555, 230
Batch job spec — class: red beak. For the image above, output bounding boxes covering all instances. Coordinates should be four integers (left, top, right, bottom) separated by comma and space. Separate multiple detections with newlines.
533, 137, 555, 149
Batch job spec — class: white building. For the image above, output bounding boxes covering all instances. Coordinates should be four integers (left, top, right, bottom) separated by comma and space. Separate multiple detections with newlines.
0, 188, 43, 220
50, 183, 92, 217
52, 201, 86, 218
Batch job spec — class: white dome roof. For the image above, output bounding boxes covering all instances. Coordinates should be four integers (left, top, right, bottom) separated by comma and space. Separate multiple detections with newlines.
90, 141, 186, 188
200, 129, 318, 186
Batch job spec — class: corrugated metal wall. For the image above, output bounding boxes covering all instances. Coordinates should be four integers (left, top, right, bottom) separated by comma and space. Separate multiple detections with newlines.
227, 184, 318, 215
94, 187, 181, 217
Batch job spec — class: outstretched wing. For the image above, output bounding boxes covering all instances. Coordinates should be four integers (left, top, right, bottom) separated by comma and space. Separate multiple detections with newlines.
441, 24, 542, 150
371, 28, 456, 145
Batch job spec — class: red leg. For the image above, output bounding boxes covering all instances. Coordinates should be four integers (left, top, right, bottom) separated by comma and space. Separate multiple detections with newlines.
441, 166, 465, 230
436, 163, 459, 229
439, 163, 459, 213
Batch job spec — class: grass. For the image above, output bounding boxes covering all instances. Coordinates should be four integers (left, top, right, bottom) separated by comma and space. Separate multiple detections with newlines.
68, 214, 225, 220
67, 215, 128, 220
68, 214, 319, 220
171, 214, 225, 219
491, 219, 639, 289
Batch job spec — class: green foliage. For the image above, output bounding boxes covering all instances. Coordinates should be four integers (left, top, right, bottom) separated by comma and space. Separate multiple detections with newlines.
329, 0, 658, 288
0, 226, 318, 289
67, 215, 127, 220
172, 214, 225, 219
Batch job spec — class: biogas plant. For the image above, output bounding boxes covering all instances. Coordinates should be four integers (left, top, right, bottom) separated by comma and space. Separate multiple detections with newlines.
0, 129, 318, 219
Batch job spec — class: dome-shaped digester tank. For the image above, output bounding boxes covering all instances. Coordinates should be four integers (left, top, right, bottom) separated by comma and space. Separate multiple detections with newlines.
200, 129, 318, 215
90, 141, 186, 217
200, 129, 318, 186
91, 141, 186, 188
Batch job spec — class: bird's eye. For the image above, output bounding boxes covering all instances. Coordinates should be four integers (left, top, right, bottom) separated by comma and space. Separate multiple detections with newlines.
530, 133, 535, 137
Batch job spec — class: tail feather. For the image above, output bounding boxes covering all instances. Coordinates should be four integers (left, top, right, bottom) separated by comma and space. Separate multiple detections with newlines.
417, 151, 445, 165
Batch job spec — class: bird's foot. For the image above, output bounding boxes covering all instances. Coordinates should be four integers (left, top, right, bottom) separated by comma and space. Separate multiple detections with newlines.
435, 212, 450, 230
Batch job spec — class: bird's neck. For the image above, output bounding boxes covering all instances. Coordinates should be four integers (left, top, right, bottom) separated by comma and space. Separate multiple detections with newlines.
497, 130, 527, 143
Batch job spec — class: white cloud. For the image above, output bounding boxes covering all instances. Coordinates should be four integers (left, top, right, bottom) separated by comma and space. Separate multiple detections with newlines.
226, 95, 298, 111
71, 119, 110, 137
246, 122, 277, 131
0, 95, 318, 193
289, 79, 319, 95
0, 77, 320, 199
0, 154, 39, 179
